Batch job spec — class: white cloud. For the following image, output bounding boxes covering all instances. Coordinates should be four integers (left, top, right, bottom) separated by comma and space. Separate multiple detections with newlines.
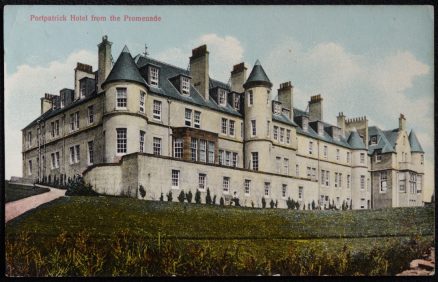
5, 49, 97, 179
155, 33, 244, 82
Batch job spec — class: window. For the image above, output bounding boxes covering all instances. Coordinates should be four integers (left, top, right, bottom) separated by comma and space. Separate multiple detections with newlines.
380, 171, 387, 193
318, 123, 324, 136
376, 150, 382, 162
335, 172, 338, 187
139, 91, 145, 113
276, 157, 281, 173
185, 109, 192, 126
153, 137, 162, 155
150, 67, 159, 86
244, 179, 251, 195
347, 175, 351, 189
339, 173, 342, 188
273, 126, 278, 140
219, 150, 225, 165
225, 151, 231, 166
194, 111, 201, 128
274, 103, 281, 115
181, 76, 190, 95
191, 138, 198, 161
347, 152, 351, 163
208, 142, 215, 163
51, 153, 56, 169
421, 154, 424, 165
251, 152, 258, 171
232, 152, 238, 167
409, 173, 417, 194
199, 174, 206, 191
153, 100, 162, 120
307, 167, 311, 178
223, 177, 230, 193
280, 128, 285, 143
309, 141, 313, 155
75, 145, 80, 163
139, 131, 145, 153
360, 153, 365, 164
283, 158, 289, 175
251, 120, 256, 136
174, 138, 183, 159
323, 146, 328, 159
234, 96, 240, 110
360, 198, 366, 209
312, 168, 316, 181
88, 141, 94, 165
336, 149, 340, 161
80, 84, 86, 98
51, 122, 55, 137
218, 89, 227, 106
172, 170, 180, 188
116, 88, 127, 109
282, 184, 287, 198
70, 146, 75, 164
264, 182, 270, 197
229, 120, 235, 136
70, 112, 79, 131
70, 145, 80, 164
28, 160, 32, 175
286, 130, 291, 144
302, 119, 308, 131
74, 112, 79, 129
298, 186, 303, 200
325, 171, 330, 186
55, 152, 60, 168
87, 105, 94, 124
221, 118, 228, 134
417, 175, 422, 193
200, 140, 207, 162
55, 120, 59, 136
116, 128, 127, 154
360, 175, 365, 190
248, 90, 253, 106
370, 135, 377, 145
296, 164, 299, 177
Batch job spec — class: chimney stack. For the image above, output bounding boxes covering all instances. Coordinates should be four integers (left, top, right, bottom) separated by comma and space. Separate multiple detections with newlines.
230, 62, 247, 93
97, 35, 112, 92
399, 113, 406, 131
74, 62, 94, 100
337, 112, 346, 136
190, 44, 209, 100
40, 93, 56, 115
308, 94, 323, 122
277, 81, 294, 119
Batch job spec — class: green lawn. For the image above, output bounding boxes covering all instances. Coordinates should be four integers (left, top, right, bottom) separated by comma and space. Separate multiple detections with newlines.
5, 196, 435, 276
4, 181, 50, 203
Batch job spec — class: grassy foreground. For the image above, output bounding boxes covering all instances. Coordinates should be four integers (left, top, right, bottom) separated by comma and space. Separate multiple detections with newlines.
5, 181, 50, 203
5, 196, 435, 276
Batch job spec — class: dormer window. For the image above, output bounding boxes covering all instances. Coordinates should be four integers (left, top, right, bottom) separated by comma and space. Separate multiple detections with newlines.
370, 135, 378, 145
234, 95, 240, 110
303, 119, 308, 131
181, 76, 190, 95
273, 102, 282, 115
318, 123, 324, 136
149, 66, 159, 87
218, 88, 227, 106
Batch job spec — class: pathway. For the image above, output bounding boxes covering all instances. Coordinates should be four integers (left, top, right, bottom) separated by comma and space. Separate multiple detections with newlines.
5, 187, 66, 223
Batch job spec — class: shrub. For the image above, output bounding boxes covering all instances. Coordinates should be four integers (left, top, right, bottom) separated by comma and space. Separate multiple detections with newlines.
160, 193, 164, 202
205, 188, 212, 204
178, 190, 185, 203
270, 199, 275, 209
251, 201, 254, 208
139, 185, 146, 198
312, 200, 316, 210
186, 191, 193, 203
167, 191, 173, 202
195, 190, 201, 204
212, 195, 217, 205
262, 197, 266, 209
220, 197, 224, 206
65, 176, 99, 196
275, 200, 278, 208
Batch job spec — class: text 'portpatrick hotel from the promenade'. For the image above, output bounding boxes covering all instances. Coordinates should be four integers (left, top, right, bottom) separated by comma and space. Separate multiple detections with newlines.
21, 36, 425, 209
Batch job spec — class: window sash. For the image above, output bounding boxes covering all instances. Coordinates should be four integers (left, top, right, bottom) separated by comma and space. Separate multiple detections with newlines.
153, 100, 162, 120
199, 174, 206, 190
116, 88, 127, 108
221, 118, 228, 134
244, 180, 251, 195
223, 177, 230, 192
251, 152, 258, 171
116, 128, 127, 154
139, 131, 145, 153
251, 120, 256, 136
150, 67, 159, 86
88, 106, 94, 123
229, 120, 235, 136
139, 92, 145, 113
185, 109, 192, 126
172, 170, 180, 188
208, 142, 215, 163
153, 137, 162, 155
194, 111, 201, 128
174, 138, 183, 158
181, 77, 190, 94
199, 140, 207, 162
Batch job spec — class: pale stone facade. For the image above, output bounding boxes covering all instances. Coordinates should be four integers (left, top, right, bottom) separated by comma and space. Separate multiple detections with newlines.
21, 36, 424, 209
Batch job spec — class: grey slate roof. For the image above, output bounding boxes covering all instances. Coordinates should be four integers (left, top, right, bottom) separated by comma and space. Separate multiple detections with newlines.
293, 107, 308, 117
272, 114, 298, 127
347, 130, 366, 150
102, 46, 146, 88
409, 130, 424, 153
368, 126, 396, 154
243, 60, 273, 89
295, 121, 353, 149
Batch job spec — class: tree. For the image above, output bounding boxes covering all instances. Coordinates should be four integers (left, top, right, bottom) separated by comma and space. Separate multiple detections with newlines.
286, 197, 291, 209
307, 203, 310, 210
213, 195, 217, 205
332, 200, 335, 210
186, 190, 193, 203
262, 197, 266, 208
295, 201, 300, 210
195, 189, 201, 204
350, 200, 353, 210
178, 190, 185, 203
139, 185, 146, 198
234, 198, 240, 207
275, 200, 278, 208
270, 199, 275, 208
311, 200, 316, 210
251, 201, 255, 208
303, 203, 306, 210
220, 197, 225, 206
167, 191, 173, 202
205, 188, 212, 204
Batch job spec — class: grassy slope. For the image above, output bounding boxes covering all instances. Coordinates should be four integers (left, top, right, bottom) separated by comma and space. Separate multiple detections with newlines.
5, 181, 50, 203
6, 196, 433, 240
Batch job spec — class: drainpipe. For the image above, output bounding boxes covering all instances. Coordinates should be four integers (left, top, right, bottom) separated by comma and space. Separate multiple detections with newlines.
317, 139, 321, 208
167, 99, 172, 156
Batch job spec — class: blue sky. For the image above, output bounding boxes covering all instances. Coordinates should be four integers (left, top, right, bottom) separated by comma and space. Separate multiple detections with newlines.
4, 5, 434, 200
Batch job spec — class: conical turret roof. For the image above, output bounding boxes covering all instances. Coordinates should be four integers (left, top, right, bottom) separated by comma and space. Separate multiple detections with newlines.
243, 60, 273, 89
102, 45, 145, 88
409, 130, 424, 153
347, 129, 366, 150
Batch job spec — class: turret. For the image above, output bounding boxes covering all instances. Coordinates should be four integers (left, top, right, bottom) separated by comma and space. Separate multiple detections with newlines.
243, 60, 273, 172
